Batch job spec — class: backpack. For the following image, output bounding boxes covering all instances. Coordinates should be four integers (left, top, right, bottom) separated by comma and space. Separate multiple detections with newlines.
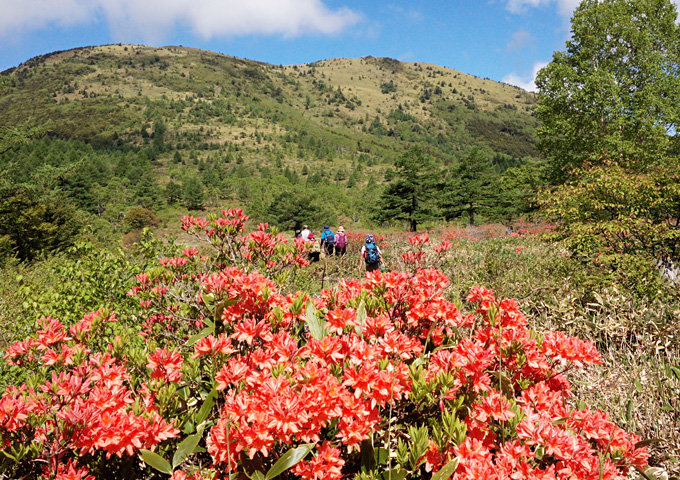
364, 243, 380, 265
324, 231, 335, 245
335, 232, 347, 249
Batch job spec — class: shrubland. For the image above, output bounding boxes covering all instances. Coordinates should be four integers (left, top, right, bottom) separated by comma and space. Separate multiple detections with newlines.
0, 209, 676, 479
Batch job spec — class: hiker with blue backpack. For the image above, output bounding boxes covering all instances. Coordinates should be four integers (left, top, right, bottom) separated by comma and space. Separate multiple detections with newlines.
320, 225, 335, 256
361, 234, 382, 272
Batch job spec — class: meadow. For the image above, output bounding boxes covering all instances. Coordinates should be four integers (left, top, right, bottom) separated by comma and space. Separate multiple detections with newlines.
0, 208, 676, 479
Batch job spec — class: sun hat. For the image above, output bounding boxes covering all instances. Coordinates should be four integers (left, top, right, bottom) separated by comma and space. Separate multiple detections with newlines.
308, 233, 315, 240
324, 224, 329, 230
366, 234, 375, 243
337, 226, 345, 233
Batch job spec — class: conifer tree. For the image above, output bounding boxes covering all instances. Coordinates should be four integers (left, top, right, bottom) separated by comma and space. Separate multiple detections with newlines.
183, 176, 205, 210
372, 146, 437, 232
442, 149, 497, 226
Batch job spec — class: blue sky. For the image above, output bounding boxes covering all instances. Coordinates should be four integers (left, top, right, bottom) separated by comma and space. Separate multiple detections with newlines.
1, 0, 674, 91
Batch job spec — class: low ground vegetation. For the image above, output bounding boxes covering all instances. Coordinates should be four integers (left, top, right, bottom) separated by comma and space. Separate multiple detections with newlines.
0, 209, 677, 479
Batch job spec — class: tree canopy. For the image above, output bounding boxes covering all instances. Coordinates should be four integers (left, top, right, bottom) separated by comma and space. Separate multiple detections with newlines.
442, 149, 497, 226
536, 0, 680, 182
537, 0, 680, 291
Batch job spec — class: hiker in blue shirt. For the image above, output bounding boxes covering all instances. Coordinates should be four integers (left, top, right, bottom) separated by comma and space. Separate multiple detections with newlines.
320, 225, 335, 256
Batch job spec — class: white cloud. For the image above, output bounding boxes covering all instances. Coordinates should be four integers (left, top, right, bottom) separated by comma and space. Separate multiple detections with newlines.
505, 0, 581, 17
0, 0, 362, 42
507, 0, 680, 19
0, 0, 97, 32
502, 61, 548, 92
505, 30, 534, 53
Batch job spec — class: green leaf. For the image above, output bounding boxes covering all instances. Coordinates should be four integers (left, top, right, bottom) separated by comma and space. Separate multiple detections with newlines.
625, 399, 634, 425
214, 300, 227, 324
173, 425, 205, 468
374, 447, 390, 466
551, 417, 570, 425
185, 325, 215, 346
633, 465, 657, 480
669, 366, 680, 381
140, 449, 173, 475
247, 471, 265, 480
203, 293, 215, 306
265, 443, 316, 479
432, 458, 459, 480
195, 388, 218, 425
381, 468, 407, 480
360, 437, 376, 471
306, 302, 326, 340
593, 292, 604, 306
0, 450, 16, 461
182, 420, 195, 434
355, 299, 367, 335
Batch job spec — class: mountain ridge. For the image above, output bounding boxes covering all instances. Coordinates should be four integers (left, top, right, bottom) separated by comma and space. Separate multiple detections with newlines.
0, 43, 542, 233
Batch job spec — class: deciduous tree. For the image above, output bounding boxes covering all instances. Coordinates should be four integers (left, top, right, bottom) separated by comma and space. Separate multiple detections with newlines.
536, 0, 680, 290
536, 0, 680, 182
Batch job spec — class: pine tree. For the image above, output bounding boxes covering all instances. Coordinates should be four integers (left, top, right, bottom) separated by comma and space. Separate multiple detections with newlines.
183, 176, 205, 210
442, 149, 498, 226
372, 146, 437, 232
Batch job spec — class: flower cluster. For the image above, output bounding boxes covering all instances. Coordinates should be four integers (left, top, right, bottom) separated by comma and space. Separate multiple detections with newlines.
0, 310, 178, 479
399, 233, 453, 271
0, 210, 649, 479
180, 208, 310, 277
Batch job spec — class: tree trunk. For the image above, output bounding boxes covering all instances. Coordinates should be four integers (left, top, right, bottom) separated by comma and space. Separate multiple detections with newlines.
410, 193, 417, 232
469, 203, 475, 226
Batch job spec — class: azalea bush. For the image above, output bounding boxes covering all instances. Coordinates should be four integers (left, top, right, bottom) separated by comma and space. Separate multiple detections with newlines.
539, 161, 680, 297
398, 233, 453, 273
0, 209, 651, 479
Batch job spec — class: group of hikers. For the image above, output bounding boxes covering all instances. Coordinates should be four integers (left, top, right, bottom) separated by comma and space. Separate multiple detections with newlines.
295, 224, 383, 271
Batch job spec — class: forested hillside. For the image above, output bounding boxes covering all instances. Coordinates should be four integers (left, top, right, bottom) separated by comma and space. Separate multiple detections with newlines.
0, 44, 544, 260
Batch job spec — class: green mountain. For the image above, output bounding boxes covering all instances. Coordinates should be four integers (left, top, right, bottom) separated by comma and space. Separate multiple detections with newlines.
0, 45, 542, 255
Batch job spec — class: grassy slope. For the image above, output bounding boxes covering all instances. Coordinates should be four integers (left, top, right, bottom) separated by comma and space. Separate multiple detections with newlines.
0, 45, 539, 188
